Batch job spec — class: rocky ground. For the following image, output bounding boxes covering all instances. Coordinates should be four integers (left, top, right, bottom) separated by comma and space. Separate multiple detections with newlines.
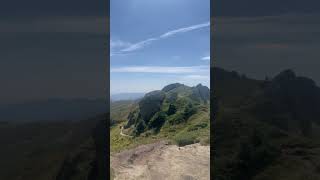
111, 141, 210, 180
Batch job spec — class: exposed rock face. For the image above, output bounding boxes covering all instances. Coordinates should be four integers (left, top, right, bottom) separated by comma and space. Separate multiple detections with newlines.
162, 83, 184, 92
123, 83, 210, 135
166, 92, 178, 103
192, 84, 210, 102
138, 90, 166, 123
124, 109, 139, 129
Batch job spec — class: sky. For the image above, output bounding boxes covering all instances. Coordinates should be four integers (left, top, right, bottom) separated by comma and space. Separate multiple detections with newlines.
213, 0, 320, 84
0, 0, 108, 105
110, 0, 210, 94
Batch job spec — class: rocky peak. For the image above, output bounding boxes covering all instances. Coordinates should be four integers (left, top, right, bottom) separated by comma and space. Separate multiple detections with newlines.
192, 84, 210, 102
162, 83, 184, 92
138, 90, 166, 123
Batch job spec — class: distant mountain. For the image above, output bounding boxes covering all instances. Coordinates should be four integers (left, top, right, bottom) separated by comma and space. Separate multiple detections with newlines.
111, 93, 145, 101
0, 98, 107, 122
213, 67, 320, 180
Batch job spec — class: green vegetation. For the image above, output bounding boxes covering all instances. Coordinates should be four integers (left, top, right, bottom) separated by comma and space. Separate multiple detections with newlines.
183, 103, 197, 120
110, 83, 210, 153
167, 104, 177, 115
148, 111, 167, 130
213, 67, 320, 180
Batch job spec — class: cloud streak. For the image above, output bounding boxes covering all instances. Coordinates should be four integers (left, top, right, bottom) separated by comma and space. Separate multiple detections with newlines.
160, 22, 210, 38
111, 65, 209, 74
110, 39, 132, 49
201, 56, 210, 61
121, 38, 158, 52
112, 22, 210, 55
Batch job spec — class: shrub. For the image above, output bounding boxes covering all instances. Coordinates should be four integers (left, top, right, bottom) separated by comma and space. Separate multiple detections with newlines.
187, 122, 208, 132
148, 111, 167, 130
167, 104, 177, 115
183, 103, 197, 120
175, 137, 195, 147
168, 112, 184, 125
195, 122, 208, 129
134, 120, 146, 136
174, 132, 196, 147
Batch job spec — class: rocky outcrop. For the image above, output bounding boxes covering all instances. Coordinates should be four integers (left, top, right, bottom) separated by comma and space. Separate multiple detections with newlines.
192, 84, 210, 102
124, 83, 210, 136
162, 83, 184, 92
138, 90, 166, 123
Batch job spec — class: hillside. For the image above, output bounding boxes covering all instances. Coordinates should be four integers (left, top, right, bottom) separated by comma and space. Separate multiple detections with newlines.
110, 83, 210, 180
213, 67, 320, 180
0, 114, 107, 180
110, 83, 210, 153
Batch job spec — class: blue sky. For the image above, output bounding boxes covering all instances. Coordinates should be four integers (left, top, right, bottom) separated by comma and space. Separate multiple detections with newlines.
110, 0, 210, 94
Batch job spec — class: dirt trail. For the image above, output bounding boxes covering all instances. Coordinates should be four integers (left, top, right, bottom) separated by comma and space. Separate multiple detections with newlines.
111, 141, 210, 180
120, 126, 133, 138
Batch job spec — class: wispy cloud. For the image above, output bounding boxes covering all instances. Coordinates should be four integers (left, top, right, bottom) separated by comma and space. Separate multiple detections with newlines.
110, 39, 133, 56
121, 38, 157, 52
201, 56, 210, 61
111, 65, 209, 74
112, 21, 210, 55
160, 22, 210, 38
110, 39, 132, 49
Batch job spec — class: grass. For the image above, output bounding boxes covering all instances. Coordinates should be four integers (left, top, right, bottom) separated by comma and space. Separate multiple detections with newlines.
110, 122, 163, 153
171, 109, 210, 146
110, 100, 136, 123
110, 103, 210, 153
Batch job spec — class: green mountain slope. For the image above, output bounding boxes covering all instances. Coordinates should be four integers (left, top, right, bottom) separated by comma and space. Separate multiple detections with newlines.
110, 83, 210, 153
213, 67, 320, 180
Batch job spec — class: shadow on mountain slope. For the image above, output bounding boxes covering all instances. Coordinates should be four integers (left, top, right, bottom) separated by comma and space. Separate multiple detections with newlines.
213, 67, 320, 180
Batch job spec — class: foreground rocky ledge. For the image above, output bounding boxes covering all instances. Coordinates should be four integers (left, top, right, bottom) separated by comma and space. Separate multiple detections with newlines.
111, 141, 210, 180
